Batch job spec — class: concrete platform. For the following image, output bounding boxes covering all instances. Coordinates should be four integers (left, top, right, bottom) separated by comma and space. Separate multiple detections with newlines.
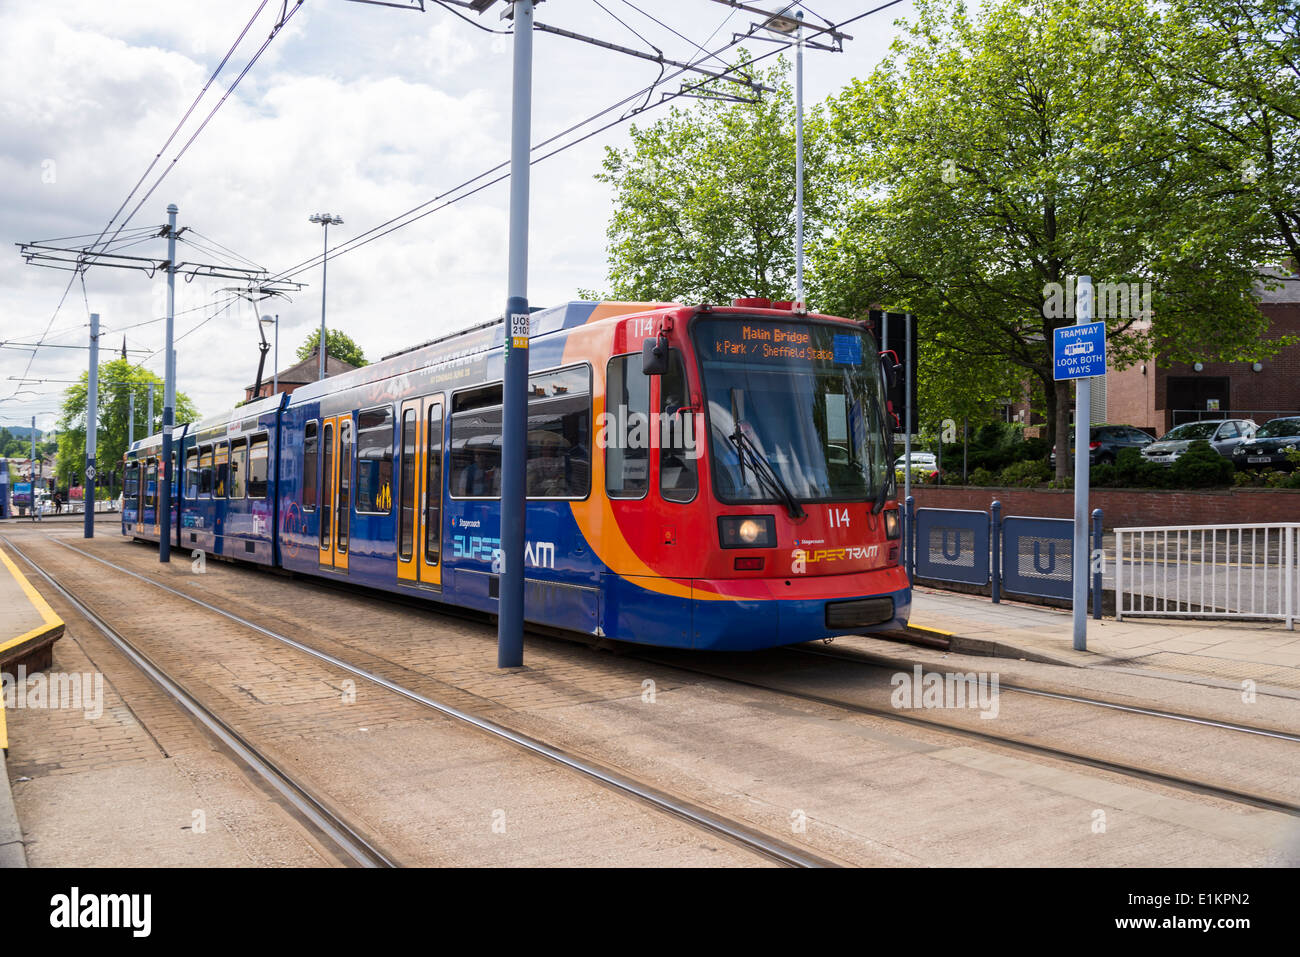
905, 585, 1300, 694
0, 545, 64, 686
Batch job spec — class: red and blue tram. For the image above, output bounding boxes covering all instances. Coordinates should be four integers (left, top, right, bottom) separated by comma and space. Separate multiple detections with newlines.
122, 299, 909, 650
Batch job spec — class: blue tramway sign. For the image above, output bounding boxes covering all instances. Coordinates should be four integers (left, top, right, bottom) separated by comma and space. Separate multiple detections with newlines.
1052, 322, 1107, 380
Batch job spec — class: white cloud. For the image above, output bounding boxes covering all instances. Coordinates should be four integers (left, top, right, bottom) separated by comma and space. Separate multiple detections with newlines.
1, 1, 912, 428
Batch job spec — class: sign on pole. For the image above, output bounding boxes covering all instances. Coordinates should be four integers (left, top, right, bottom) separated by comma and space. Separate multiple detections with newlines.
1052, 322, 1107, 381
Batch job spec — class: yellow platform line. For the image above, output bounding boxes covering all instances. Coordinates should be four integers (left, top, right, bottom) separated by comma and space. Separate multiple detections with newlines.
0, 545, 63, 656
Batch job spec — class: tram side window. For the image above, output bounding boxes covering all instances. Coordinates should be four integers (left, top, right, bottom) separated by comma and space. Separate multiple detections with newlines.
303, 421, 318, 511
215, 441, 230, 498
124, 461, 139, 500
605, 354, 650, 498
248, 435, 269, 498
398, 410, 416, 561
659, 350, 698, 503
146, 458, 159, 510
229, 438, 247, 499
524, 366, 590, 499
425, 402, 442, 566
199, 446, 213, 497
185, 450, 199, 499
450, 385, 502, 498
355, 406, 394, 514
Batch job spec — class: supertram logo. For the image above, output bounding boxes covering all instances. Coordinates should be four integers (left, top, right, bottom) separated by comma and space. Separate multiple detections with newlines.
452, 535, 556, 569
791, 545, 879, 574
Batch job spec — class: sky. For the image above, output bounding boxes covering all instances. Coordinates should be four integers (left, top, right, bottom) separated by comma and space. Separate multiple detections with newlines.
0, 0, 916, 432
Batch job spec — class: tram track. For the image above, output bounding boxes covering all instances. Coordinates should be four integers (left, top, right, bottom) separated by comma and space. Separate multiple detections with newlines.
631, 646, 1300, 818
9, 535, 835, 869
4, 537, 397, 869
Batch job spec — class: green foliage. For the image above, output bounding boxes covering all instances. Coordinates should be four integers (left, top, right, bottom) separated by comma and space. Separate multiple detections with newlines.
816, 0, 1289, 480
595, 54, 833, 304
1169, 440, 1236, 487
296, 328, 368, 367
969, 467, 998, 486
999, 459, 1051, 487
54, 359, 199, 492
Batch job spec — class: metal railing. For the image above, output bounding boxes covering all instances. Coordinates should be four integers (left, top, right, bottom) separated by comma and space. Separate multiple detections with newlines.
1115, 523, 1297, 629
1171, 408, 1299, 426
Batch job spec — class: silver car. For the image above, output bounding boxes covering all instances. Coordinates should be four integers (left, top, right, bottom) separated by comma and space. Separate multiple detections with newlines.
1141, 419, 1257, 465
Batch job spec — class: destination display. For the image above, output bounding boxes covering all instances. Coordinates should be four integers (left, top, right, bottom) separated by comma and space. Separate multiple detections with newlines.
702, 319, 866, 366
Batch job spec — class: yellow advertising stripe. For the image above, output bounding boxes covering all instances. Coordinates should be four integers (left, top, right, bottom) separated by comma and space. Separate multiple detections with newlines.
0, 545, 64, 656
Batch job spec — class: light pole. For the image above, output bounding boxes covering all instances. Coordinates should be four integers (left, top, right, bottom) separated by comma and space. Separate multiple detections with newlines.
261, 314, 279, 396
308, 213, 343, 381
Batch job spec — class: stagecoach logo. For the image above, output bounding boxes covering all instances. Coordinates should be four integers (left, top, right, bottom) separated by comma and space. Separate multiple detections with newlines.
790, 545, 879, 573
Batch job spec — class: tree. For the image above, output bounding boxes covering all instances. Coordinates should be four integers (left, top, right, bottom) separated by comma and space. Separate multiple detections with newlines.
1149, 0, 1300, 270
54, 360, 199, 494
819, 0, 1287, 479
296, 328, 368, 367
595, 55, 833, 303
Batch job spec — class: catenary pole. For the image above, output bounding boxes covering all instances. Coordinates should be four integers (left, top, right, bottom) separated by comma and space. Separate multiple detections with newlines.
1072, 276, 1093, 651
148, 382, 154, 436
84, 312, 99, 538
794, 10, 805, 305
160, 203, 178, 562
498, 0, 535, 669
129, 391, 135, 445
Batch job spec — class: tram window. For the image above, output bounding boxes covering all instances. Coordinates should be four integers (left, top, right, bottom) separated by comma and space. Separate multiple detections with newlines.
355, 406, 394, 514
146, 458, 159, 511
214, 441, 230, 498
605, 354, 650, 499
199, 446, 213, 497
398, 410, 416, 561
171, 451, 180, 498
337, 420, 352, 552
659, 350, 698, 503
248, 435, 270, 499
303, 421, 319, 511
526, 365, 590, 499
450, 384, 502, 499
185, 450, 199, 499
124, 462, 139, 500
229, 438, 247, 499
425, 403, 442, 565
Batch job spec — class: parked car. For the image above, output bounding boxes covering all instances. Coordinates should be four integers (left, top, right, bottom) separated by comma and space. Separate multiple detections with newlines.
1140, 418, 1257, 465
1051, 424, 1154, 467
1230, 416, 1300, 470
894, 451, 938, 472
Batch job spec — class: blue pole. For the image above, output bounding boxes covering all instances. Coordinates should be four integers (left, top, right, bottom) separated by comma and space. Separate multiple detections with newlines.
1092, 507, 1104, 620
84, 313, 99, 538
498, 0, 535, 669
990, 499, 1002, 603
160, 203, 177, 563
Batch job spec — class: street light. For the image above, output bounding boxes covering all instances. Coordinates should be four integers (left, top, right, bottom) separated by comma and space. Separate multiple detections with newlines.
308, 213, 344, 381
261, 314, 279, 395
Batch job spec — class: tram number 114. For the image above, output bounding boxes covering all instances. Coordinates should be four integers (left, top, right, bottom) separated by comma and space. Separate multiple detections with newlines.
828, 507, 850, 529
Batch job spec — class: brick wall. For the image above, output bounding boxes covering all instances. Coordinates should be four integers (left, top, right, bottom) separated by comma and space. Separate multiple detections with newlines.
903, 484, 1300, 529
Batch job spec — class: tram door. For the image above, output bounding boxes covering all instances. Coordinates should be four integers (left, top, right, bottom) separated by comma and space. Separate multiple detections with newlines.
396, 396, 443, 588
318, 414, 353, 572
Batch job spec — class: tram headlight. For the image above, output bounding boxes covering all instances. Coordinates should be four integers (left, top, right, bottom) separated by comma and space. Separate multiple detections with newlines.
884, 509, 901, 540
718, 515, 776, 548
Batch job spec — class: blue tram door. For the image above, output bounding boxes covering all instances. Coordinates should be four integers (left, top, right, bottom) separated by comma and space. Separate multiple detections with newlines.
318, 414, 352, 572
396, 396, 443, 588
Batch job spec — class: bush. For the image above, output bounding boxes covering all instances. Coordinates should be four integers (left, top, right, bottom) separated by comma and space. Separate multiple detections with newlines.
1168, 439, 1235, 488
1091, 463, 1119, 487
999, 459, 1051, 487
969, 467, 998, 486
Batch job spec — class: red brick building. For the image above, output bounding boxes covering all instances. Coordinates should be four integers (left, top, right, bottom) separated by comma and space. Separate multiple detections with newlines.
1101, 271, 1300, 434
243, 348, 358, 402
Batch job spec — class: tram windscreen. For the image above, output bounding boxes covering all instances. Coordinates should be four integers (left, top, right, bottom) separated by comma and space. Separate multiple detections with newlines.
693, 317, 892, 504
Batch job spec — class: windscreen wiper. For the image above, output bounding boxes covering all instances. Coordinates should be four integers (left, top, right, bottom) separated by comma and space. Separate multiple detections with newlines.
732, 427, 805, 519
